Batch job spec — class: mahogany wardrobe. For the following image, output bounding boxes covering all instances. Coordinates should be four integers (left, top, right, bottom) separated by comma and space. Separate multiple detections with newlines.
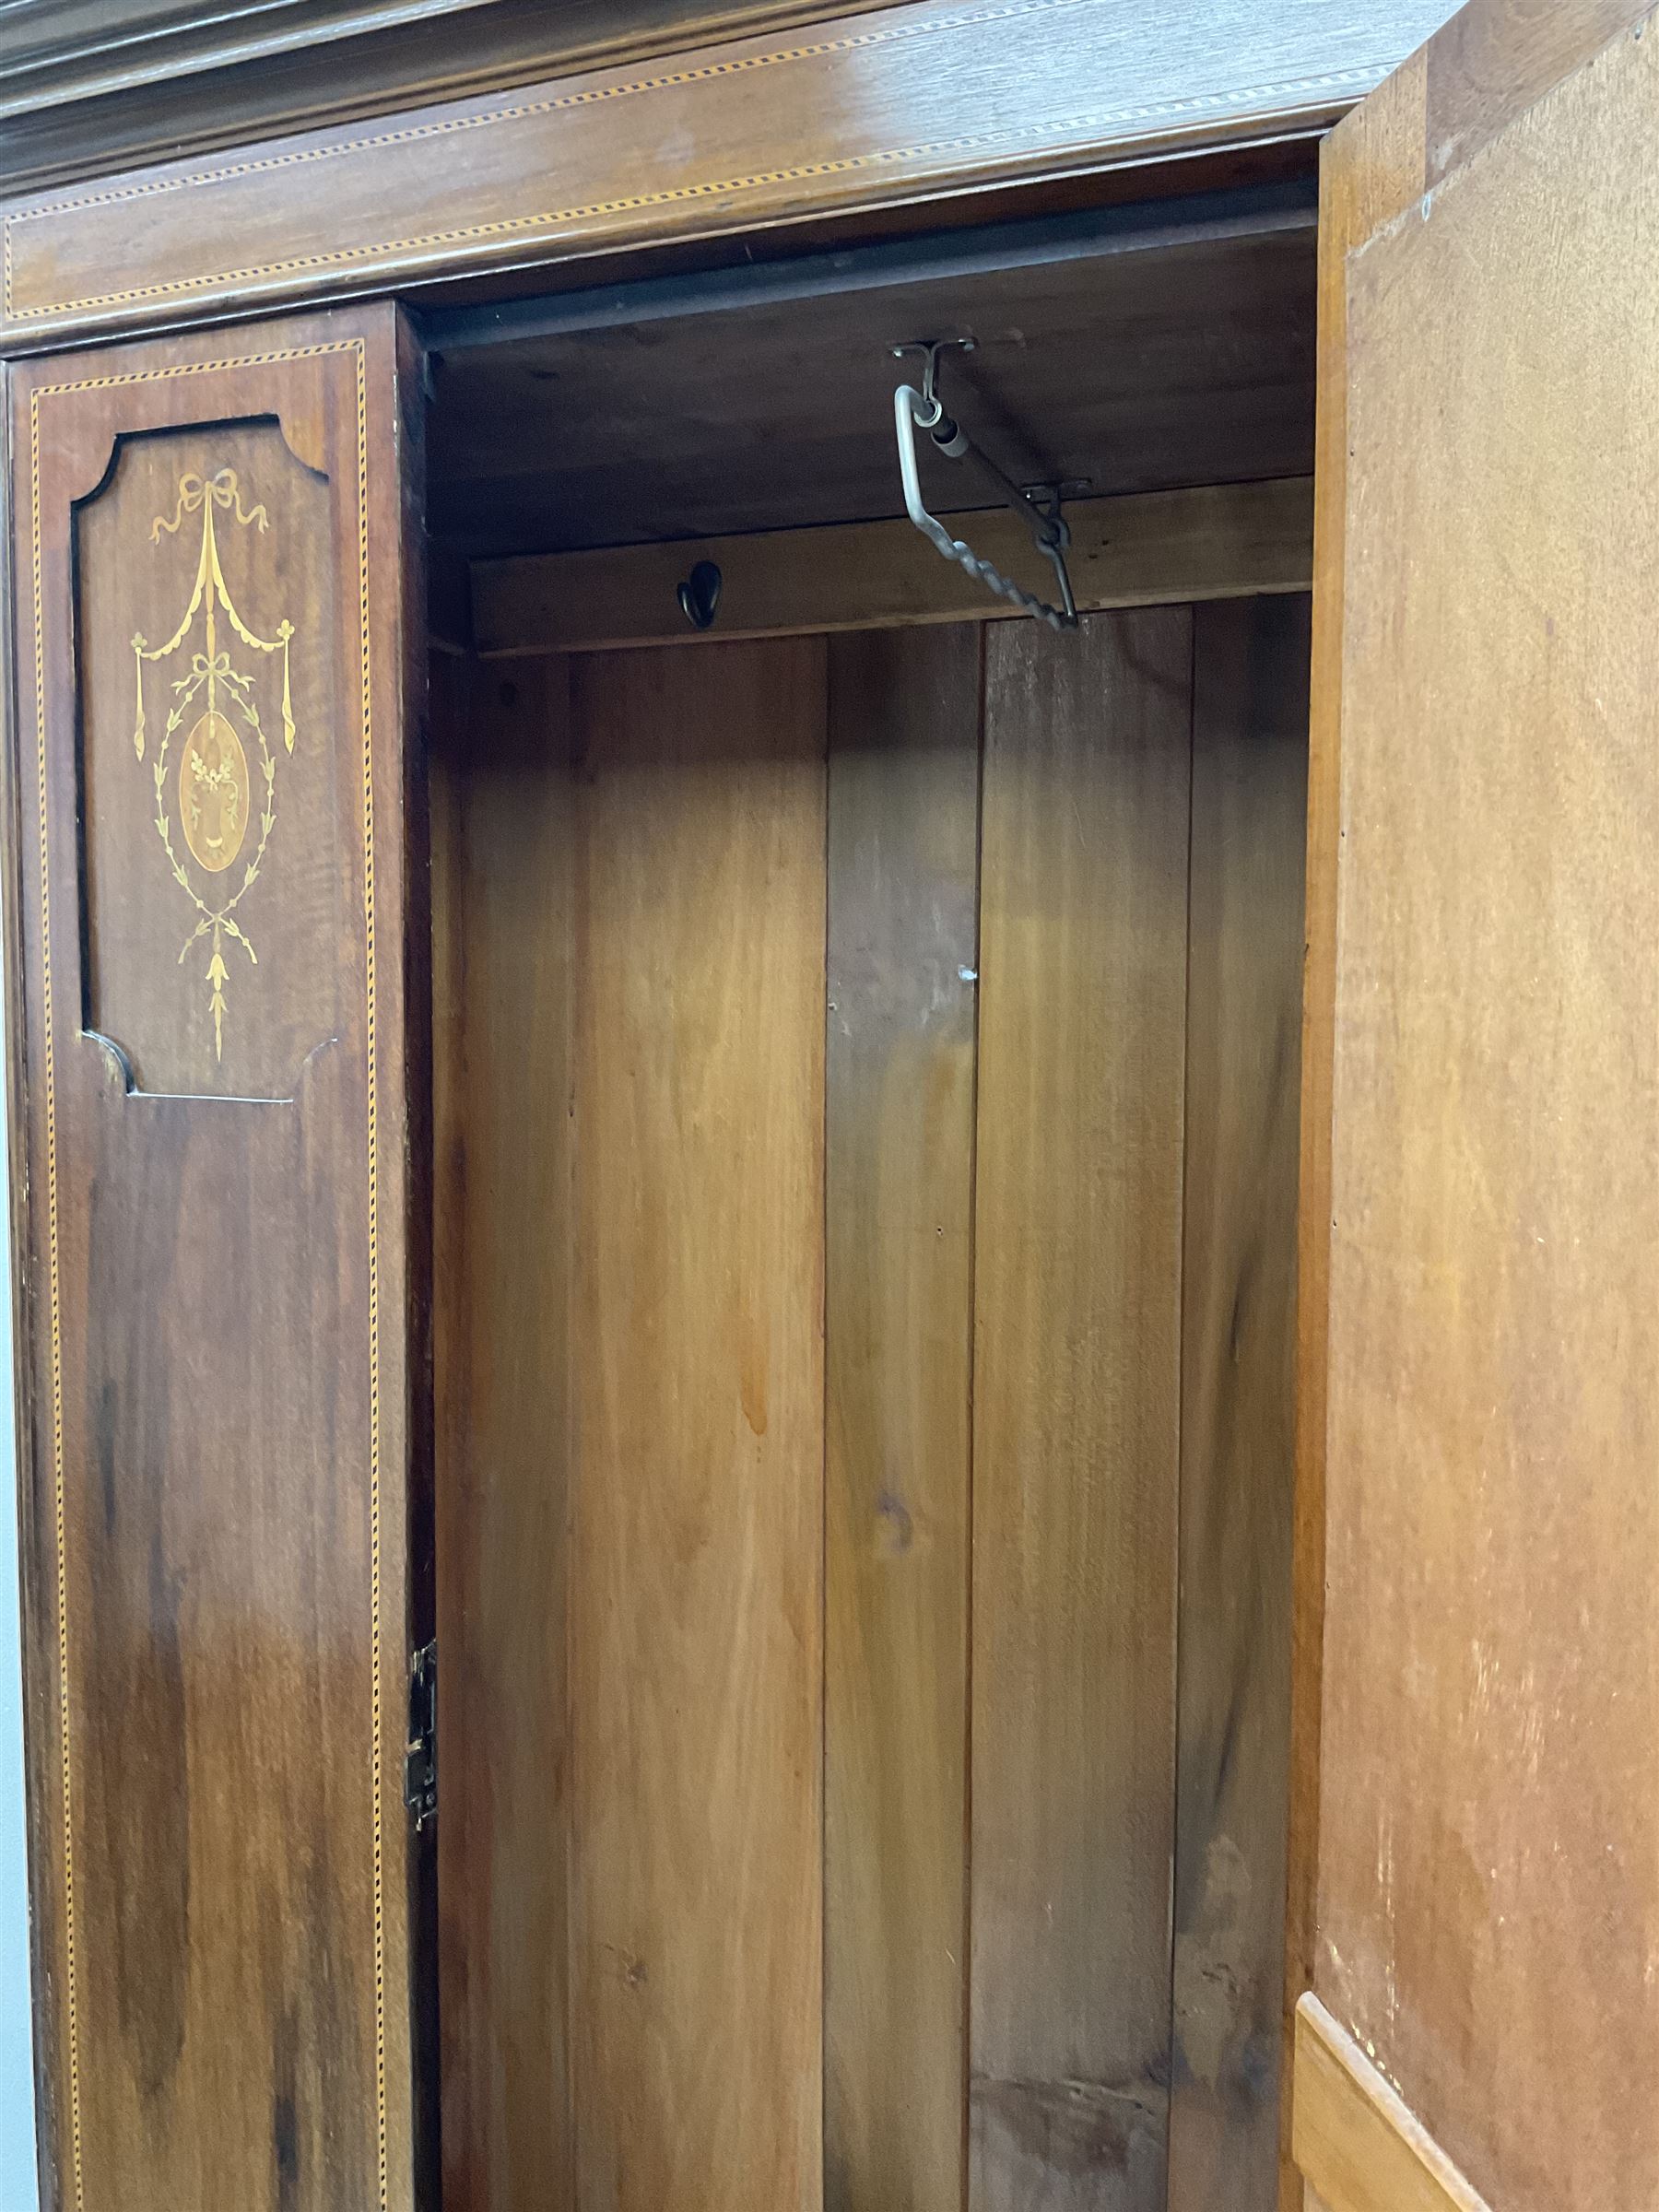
0, 4, 1653, 2212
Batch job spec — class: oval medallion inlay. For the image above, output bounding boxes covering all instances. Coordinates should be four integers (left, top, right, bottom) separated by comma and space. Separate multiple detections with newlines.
180, 709, 250, 875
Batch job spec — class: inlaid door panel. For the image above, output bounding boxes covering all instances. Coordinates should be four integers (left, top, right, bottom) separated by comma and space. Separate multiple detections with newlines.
6, 306, 434, 2212
75, 415, 341, 1100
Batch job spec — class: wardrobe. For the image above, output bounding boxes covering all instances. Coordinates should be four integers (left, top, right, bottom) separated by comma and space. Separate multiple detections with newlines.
3, 6, 1653, 2212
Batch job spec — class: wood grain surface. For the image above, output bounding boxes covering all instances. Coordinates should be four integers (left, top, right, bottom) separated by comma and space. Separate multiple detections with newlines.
432, 652, 576, 2212
1420, 0, 1650, 187
72, 415, 342, 1100
424, 563, 1310, 2212
823, 627, 980, 2212
0, 0, 902, 203
1287, 47, 1426, 2212
0, 348, 34, 2212
969, 606, 1192, 2212
429, 230, 1316, 562
471, 481, 1315, 656
0, 0, 1456, 208
1312, 7, 1659, 2206
1168, 594, 1307, 2212
0, 0, 1455, 344
1291, 1998, 1491, 2212
568, 640, 827, 2212
6, 305, 434, 2212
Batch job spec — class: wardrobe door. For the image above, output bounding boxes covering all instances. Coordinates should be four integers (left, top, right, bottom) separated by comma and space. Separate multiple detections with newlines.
5, 305, 434, 2212
1297, 5, 1659, 2209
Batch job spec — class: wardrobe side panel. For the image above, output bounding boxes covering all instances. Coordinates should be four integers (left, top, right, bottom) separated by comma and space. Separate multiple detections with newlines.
569, 640, 826, 2212
431, 652, 576, 2212
6, 308, 433, 2212
1169, 594, 1309, 2212
822, 626, 980, 2212
970, 607, 1193, 2212
1317, 22, 1659, 2200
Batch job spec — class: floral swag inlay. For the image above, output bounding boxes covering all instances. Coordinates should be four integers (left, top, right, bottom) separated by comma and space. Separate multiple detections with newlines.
130, 465, 298, 1061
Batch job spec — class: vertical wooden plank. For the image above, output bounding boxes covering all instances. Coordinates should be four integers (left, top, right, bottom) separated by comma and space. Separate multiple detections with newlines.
432, 653, 576, 2212
1290, 56, 1425, 2212
1168, 595, 1309, 2212
0, 350, 55, 2212
822, 626, 980, 2212
970, 606, 1193, 2212
570, 638, 826, 2212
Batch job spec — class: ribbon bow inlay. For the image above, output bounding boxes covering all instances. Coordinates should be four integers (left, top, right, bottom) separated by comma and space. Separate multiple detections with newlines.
151, 468, 269, 544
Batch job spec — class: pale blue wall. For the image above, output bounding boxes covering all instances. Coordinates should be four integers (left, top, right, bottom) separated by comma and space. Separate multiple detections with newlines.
0, 1005, 36, 2206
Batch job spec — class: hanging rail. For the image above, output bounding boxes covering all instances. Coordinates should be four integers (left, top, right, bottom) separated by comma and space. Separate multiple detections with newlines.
891, 339, 1078, 630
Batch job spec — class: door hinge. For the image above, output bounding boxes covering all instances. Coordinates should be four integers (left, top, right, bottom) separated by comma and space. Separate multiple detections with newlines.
403, 1640, 438, 1831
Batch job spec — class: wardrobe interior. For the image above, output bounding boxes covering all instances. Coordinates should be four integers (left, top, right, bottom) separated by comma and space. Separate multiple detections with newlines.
420, 173, 1317, 2212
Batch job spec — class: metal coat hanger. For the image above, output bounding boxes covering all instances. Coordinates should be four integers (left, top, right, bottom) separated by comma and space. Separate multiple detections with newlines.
890, 339, 1078, 630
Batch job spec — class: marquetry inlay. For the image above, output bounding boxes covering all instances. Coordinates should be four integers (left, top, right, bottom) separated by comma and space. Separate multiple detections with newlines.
130, 466, 300, 1059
